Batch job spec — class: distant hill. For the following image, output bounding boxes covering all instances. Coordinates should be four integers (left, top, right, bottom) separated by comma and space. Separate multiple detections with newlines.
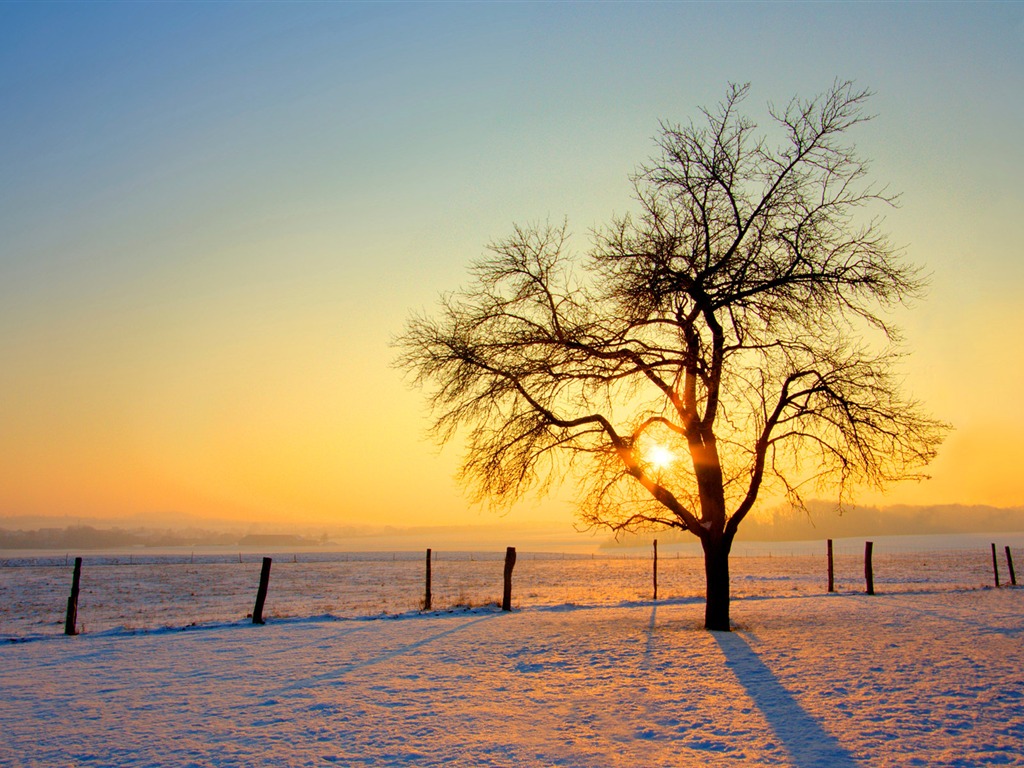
746, 502, 1024, 541
601, 502, 1024, 548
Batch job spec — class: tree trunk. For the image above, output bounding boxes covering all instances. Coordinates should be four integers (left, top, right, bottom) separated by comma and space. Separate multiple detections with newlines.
702, 534, 733, 631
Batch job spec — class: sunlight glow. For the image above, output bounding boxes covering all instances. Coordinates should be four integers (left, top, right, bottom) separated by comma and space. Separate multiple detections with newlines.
646, 444, 676, 471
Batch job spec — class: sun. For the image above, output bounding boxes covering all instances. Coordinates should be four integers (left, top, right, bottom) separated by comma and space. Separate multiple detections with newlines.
646, 444, 676, 471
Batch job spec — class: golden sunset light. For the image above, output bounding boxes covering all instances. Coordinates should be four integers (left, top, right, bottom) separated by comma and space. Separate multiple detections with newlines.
0, 2, 1020, 545
645, 445, 676, 472
2, 6, 1023, 766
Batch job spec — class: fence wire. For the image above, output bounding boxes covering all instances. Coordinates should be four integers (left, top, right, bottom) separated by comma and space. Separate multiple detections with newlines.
0, 545, 1016, 638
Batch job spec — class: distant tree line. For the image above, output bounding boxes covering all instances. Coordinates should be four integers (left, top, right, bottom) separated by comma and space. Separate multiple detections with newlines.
0, 525, 240, 550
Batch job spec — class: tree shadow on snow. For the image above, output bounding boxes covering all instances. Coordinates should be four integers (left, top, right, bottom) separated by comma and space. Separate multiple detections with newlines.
714, 632, 860, 767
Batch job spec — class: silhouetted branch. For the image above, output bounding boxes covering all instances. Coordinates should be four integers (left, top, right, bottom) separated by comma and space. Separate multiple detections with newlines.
396, 80, 947, 558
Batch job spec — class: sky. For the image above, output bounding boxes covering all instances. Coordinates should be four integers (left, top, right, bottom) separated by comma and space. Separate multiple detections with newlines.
1, 2, 1022, 536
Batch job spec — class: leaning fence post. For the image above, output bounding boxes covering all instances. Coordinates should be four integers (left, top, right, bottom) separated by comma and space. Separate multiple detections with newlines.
64, 557, 83, 636
991, 543, 1000, 587
653, 539, 659, 601
424, 548, 432, 611
827, 539, 835, 593
864, 541, 874, 595
502, 546, 516, 611
252, 557, 272, 625
1006, 546, 1017, 587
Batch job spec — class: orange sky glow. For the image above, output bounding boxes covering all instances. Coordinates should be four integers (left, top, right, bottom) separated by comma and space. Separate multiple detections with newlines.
1, 3, 1022, 539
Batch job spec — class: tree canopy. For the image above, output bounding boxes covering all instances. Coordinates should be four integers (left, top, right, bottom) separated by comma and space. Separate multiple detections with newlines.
397, 81, 947, 629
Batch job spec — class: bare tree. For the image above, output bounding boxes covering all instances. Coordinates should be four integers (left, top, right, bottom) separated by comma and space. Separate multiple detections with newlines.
396, 82, 947, 630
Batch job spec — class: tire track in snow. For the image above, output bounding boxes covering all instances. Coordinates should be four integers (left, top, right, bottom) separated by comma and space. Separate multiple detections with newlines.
258, 613, 499, 703
866, 591, 1024, 637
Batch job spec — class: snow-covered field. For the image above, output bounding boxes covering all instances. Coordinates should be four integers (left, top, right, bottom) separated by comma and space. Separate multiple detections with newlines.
2, 534, 1019, 638
1, 589, 1022, 766
1, 539, 1022, 766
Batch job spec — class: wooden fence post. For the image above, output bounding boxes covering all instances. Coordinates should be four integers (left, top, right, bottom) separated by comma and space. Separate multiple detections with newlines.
502, 546, 516, 611
252, 557, 272, 625
827, 539, 835, 593
864, 541, 874, 595
653, 539, 659, 601
991, 543, 1000, 587
424, 548, 432, 611
64, 557, 82, 636
1006, 546, 1017, 587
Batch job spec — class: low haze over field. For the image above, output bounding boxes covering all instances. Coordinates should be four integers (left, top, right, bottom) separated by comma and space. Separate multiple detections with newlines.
1, 2, 1022, 538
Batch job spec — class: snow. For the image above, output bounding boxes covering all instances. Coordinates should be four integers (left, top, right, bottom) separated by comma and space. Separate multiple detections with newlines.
4, 539, 1020, 637
1, 571, 1022, 765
